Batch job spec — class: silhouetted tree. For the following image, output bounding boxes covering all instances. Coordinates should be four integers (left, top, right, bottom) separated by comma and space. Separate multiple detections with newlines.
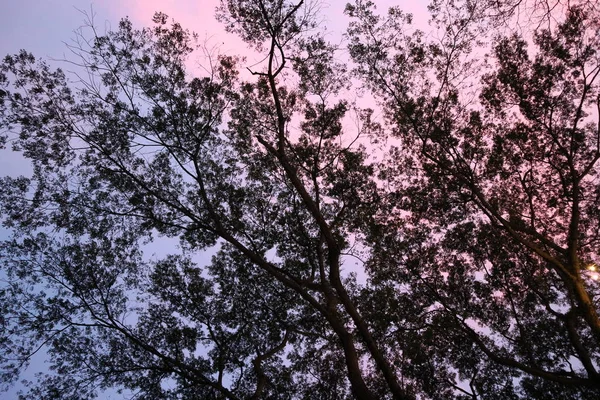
0, 1, 599, 399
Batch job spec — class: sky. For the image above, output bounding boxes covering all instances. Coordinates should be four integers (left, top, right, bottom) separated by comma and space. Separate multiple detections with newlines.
0, 1, 429, 398
0, 0, 429, 69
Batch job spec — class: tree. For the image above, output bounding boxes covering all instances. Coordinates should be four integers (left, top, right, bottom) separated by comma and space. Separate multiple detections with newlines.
0, 0, 598, 399
346, 0, 600, 397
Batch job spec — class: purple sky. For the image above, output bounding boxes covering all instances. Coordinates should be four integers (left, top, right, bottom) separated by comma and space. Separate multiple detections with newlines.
0, 0, 428, 63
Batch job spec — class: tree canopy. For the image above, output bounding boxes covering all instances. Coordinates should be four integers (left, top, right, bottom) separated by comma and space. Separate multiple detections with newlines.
1, 0, 600, 399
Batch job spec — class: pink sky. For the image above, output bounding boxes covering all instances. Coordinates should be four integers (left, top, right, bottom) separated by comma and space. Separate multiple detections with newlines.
0, 0, 429, 67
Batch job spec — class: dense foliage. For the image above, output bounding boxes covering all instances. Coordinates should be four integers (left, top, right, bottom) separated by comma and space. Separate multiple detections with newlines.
1, 0, 599, 398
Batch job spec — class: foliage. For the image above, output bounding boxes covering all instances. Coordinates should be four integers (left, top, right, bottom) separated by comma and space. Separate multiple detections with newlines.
1, 0, 599, 399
